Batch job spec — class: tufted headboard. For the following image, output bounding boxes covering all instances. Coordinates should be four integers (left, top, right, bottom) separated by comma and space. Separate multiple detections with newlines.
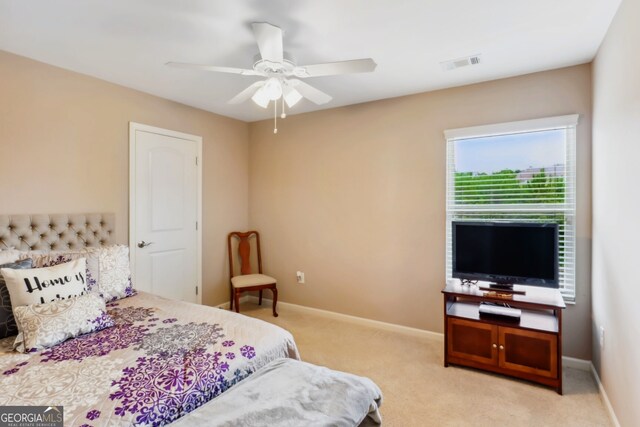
0, 213, 115, 251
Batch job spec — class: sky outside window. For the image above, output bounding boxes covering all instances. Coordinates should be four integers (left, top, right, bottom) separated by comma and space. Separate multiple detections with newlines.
455, 129, 566, 173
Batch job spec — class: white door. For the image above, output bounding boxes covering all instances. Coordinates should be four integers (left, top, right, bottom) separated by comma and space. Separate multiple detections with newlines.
129, 123, 202, 303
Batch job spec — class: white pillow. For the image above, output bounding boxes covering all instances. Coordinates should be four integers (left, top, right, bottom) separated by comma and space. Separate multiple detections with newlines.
18, 245, 135, 302
13, 293, 114, 353
1, 258, 88, 307
98, 245, 134, 301
0, 249, 20, 265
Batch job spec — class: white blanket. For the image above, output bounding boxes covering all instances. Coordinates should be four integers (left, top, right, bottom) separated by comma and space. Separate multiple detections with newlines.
173, 358, 383, 427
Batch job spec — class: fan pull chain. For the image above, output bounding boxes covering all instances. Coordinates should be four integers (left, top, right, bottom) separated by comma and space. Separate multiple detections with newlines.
273, 100, 278, 134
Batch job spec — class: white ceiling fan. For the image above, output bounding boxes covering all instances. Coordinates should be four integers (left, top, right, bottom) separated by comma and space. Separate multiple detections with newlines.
167, 22, 377, 113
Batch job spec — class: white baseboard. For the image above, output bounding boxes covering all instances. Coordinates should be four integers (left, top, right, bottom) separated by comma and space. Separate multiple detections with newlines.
236, 295, 617, 425
215, 295, 250, 310
562, 356, 591, 371
590, 363, 621, 427
560, 358, 620, 426
245, 296, 444, 340
241, 297, 616, 378
235, 296, 621, 425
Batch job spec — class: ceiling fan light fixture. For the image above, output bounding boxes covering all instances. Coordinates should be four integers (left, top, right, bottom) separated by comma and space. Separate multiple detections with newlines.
251, 87, 270, 108
263, 77, 283, 101
170, 22, 376, 120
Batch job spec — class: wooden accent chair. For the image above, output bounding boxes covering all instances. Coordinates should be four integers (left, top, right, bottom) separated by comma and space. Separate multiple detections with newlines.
227, 231, 278, 317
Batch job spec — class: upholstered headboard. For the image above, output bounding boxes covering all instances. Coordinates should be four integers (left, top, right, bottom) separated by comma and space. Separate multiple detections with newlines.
0, 213, 115, 251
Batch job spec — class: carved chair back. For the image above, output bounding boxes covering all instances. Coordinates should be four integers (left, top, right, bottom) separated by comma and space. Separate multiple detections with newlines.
227, 231, 263, 278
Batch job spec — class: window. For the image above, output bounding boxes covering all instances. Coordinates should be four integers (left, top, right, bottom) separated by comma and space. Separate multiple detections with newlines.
445, 115, 578, 301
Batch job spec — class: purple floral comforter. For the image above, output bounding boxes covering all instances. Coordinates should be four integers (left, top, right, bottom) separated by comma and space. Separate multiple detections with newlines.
0, 292, 300, 426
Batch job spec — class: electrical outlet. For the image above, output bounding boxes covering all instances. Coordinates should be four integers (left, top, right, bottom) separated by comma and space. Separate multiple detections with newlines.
599, 326, 605, 348
296, 271, 305, 284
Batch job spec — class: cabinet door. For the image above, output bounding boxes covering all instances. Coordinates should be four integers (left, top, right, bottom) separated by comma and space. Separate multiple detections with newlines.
499, 326, 558, 378
447, 318, 498, 365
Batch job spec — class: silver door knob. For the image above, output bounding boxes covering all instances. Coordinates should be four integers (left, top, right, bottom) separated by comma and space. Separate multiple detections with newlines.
492, 344, 497, 348
499, 345, 504, 350
137, 241, 153, 248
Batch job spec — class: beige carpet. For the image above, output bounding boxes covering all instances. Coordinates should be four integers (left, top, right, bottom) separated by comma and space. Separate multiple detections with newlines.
239, 301, 611, 427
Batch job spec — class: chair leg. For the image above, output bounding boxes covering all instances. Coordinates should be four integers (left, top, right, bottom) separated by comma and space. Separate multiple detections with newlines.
259, 290, 263, 305
234, 290, 241, 314
272, 287, 278, 317
230, 287, 234, 310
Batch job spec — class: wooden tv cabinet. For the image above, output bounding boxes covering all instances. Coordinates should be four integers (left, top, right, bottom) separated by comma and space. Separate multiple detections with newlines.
442, 283, 566, 394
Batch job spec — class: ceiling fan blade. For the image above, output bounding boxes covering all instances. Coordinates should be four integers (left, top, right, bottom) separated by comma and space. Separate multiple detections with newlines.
228, 81, 266, 104
166, 62, 264, 76
282, 85, 303, 108
252, 22, 284, 63
288, 79, 332, 105
293, 58, 377, 78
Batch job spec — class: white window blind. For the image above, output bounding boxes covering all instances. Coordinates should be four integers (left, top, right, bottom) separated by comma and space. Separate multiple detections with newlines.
445, 115, 578, 301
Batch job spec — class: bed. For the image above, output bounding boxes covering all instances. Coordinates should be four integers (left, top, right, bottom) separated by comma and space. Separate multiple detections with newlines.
0, 291, 299, 426
0, 214, 299, 426
0, 214, 383, 427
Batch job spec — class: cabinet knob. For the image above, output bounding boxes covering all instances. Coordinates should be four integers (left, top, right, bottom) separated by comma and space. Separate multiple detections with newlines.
492, 344, 497, 348
499, 345, 504, 350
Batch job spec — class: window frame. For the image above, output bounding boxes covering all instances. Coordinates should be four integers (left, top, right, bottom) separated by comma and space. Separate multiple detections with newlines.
444, 114, 579, 301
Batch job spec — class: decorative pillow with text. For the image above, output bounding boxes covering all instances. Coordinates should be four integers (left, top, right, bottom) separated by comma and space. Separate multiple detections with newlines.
22, 249, 100, 294
13, 293, 114, 353
1, 258, 88, 307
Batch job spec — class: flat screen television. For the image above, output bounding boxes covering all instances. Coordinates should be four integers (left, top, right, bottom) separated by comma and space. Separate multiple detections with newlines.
452, 221, 559, 289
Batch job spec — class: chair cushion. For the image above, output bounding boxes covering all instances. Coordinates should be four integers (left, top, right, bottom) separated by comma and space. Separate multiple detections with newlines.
231, 274, 276, 288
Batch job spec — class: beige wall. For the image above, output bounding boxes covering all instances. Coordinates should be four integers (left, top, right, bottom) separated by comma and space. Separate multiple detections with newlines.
0, 50, 250, 306
592, 0, 640, 424
249, 64, 593, 359
0, 48, 595, 360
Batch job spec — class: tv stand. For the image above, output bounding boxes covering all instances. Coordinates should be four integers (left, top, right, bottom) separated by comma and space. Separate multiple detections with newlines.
442, 283, 566, 394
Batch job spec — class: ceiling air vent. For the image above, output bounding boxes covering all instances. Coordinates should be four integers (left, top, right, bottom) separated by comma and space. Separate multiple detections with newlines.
441, 54, 482, 71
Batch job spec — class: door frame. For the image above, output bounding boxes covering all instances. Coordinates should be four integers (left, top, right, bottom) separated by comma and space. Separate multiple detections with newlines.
129, 122, 203, 304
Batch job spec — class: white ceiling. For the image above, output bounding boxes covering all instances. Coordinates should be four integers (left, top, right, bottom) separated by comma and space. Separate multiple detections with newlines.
0, 0, 621, 122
